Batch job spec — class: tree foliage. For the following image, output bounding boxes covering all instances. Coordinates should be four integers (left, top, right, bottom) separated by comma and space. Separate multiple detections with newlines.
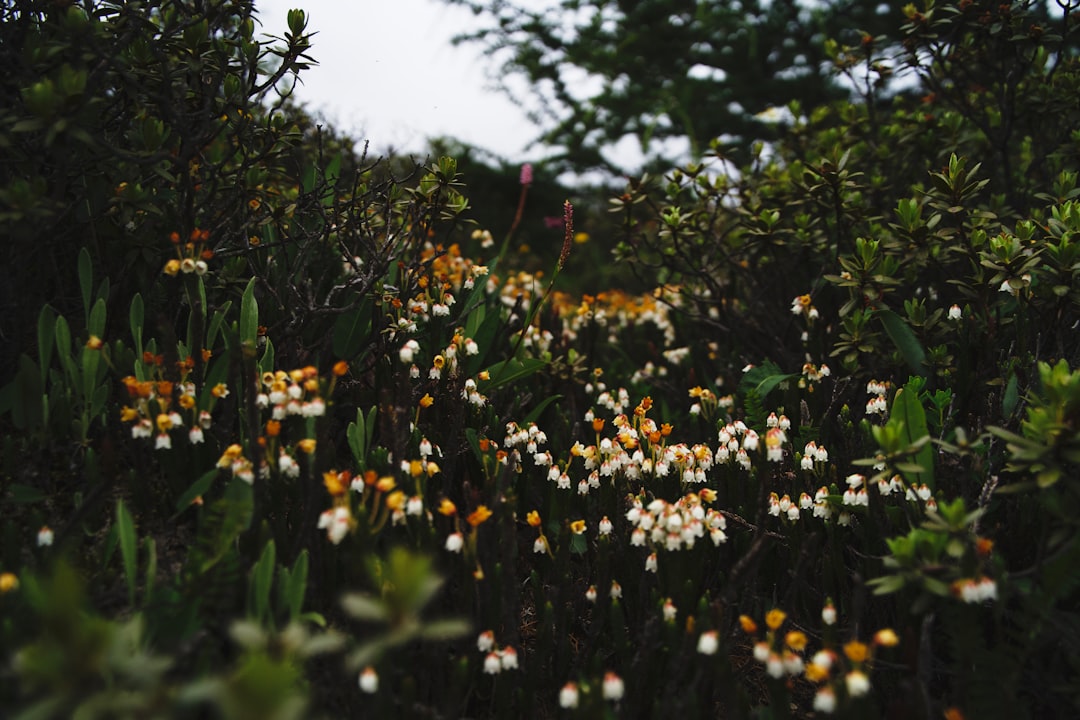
444, 0, 912, 174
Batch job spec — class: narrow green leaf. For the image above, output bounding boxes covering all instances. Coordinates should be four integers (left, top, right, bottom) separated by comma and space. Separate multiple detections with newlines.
332, 306, 370, 359
347, 409, 367, 467
240, 277, 258, 349
37, 306, 56, 386
116, 499, 138, 606
878, 309, 926, 374
283, 550, 309, 622
341, 592, 390, 622
129, 294, 144, 356
892, 383, 934, 489
258, 337, 275, 375
418, 618, 471, 641
175, 468, 218, 513
143, 537, 157, 606
1002, 372, 1019, 418
78, 247, 93, 323
524, 394, 563, 426
251, 540, 276, 624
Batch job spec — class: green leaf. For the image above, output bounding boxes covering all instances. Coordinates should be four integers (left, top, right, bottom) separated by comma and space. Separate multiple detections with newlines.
143, 537, 157, 606
36, 306, 56, 386
879, 309, 926, 374
175, 468, 219, 514
1002, 372, 1019, 418
892, 382, 934, 489
258, 337, 275, 376
484, 357, 547, 391
240, 277, 258, 349
332, 305, 370, 359
116, 499, 138, 606
347, 408, 368, 467
282, 550, 309, 622
129, 293, 144, 356
524, 394, 563, 425
417, 618, 471, 641
341, 592, 390, 622
78, 247, 93, 323
250, 540, 276, 624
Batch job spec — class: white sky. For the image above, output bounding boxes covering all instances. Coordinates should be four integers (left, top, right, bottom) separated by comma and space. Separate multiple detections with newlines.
255, 0, 543, 161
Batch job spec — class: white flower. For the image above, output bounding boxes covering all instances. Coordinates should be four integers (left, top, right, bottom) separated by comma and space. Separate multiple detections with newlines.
602, 672, 624, 701
155, 433, 172, 450
813, 686, 837, 714
477, 630, 495, 652
846, 670, 871, 697
559, 682, 579, 709
697, 630, 719, 656
483, 652, 502, 675
663, 599, 677, 621
500, 646, 519, 670
609, 581, 622, 600
645, 553, 658, 573
598, 516, 613, 536
445, 532, 464, 553
948, 304, 962, 320
358, 666, 379, 694
188, 427, 204, 444
766, 653, 784, 678
399, 339, 420, 364
822, 603, 837, 625
37, 526, 54, 547
279, 453, 300, 478
533, 536, 548, 554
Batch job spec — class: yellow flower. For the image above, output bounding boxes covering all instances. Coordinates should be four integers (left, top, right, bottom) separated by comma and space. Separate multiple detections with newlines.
323, 471, 347, 497
804, 660, 830, 683
765, 609, 787, 631
419, 393, 434, 408
570, 519, 586, 535
155, 413, 173, 432
785, 631, 808, 652
467, 505, 493, 527
425, 461, 440, 477
438, 498, 457, 516
0, 572, 19, 594
163, 259, 181, 276
85, 335, 103, 350
297, 438, 317, 454
217, 443, 244, 467
843, 640, 869, 663
120, 406, 139, 422
409, 460, 424, 477
526, 510, 541, 527
211, 383, 229, 398
376, 476, 396, 493
386, 490, 406, 511
873, 628, 899, 647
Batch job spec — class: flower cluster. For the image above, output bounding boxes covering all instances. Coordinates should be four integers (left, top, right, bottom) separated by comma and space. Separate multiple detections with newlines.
119, 357, 220, 450
477, 630, 520, 675
865, 379, 890, 417
625, 491, 727, 562
162, 228, 213, 276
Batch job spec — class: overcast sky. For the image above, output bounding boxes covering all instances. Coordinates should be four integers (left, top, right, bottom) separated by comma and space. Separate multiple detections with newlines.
255, 0, 543, 161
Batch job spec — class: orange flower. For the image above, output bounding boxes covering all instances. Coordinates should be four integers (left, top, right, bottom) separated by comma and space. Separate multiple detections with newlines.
419, 394, 434, 408
437, 498, 457, 516
297, 438, 316, 454
843, 640, 869, 663
592, 418, 605, 432
526, 510, 541, 527
765, 609, 787, 631
467, 505, 493, 527
265, 420, 281, 437
738, 615, 758, 634
333, 360, 349, 376
785, 631, 808, 652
